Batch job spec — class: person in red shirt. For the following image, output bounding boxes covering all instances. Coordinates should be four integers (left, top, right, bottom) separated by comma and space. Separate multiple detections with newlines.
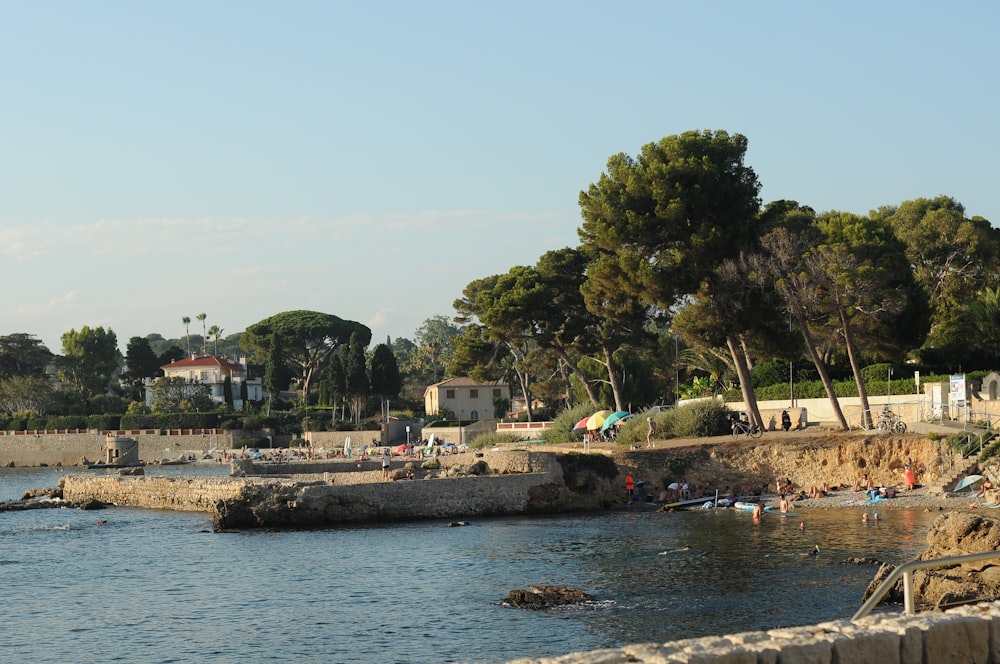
625, 474, 635, 504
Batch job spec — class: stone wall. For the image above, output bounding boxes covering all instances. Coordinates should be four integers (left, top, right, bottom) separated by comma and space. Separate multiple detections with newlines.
0, 431, 233, 467
240, 450, 547, 478
301, 430, 382, 449
61, 474, 249, 512
58, 450, 619, 530
507, 601, 1000, 663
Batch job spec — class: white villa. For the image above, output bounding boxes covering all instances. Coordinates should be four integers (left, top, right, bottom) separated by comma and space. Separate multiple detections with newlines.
145, 355, 264, 409
423, 377, 509, 421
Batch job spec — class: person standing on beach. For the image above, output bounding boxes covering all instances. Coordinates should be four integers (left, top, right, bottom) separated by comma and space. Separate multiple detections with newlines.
381, 448, 391, 478
625, 474, 635, 504
646, 417, 656, 448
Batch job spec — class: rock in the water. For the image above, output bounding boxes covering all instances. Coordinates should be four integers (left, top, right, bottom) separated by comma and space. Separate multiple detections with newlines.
503, 585, 595, 610
864, 512, 1000, 610
21, 487, 62, 500
76, 498, 108, 511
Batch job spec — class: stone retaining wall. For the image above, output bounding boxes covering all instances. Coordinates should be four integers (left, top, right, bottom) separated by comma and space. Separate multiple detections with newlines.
0, 431, 233, 467
508, 601, 1000, 663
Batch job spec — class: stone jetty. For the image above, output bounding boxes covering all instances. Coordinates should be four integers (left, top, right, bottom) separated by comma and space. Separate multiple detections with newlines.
59, 450, 624, 531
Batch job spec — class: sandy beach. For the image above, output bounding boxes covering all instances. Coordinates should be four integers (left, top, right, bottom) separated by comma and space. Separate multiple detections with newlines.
763, 483, 989, 512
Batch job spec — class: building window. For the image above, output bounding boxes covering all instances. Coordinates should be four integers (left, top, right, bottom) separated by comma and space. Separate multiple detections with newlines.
493, 388, 501, 397
471, 409, 480, 420
470, 389, 479, 399
446, 389, 455, 399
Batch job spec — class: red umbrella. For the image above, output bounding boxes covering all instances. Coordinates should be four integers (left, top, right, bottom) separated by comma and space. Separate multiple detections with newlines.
572, 417, 590, 431
394, 444, 408, 454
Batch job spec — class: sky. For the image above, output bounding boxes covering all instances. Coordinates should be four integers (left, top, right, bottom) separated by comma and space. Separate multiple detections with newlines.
2, 1, 998, 355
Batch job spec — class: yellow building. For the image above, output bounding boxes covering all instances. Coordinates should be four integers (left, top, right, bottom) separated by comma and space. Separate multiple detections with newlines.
423, 377, 509, 420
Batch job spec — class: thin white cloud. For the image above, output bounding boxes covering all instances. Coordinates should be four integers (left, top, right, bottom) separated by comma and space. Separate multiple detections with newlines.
16, 290, 77, 316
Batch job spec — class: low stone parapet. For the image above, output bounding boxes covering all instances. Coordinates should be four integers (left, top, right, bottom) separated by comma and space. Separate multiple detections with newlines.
506, 601, 1000, 663
61, 474, 250, 512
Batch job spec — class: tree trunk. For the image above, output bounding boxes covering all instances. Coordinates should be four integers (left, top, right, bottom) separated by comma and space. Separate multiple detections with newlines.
838, 300, 873, 428
726, 335, 763, 429
551, 347, 601, 406
794, 308, 850, 430
603, 345, 626, 412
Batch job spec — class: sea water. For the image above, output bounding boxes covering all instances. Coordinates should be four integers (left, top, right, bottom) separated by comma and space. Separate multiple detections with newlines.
0, 467, 934, 663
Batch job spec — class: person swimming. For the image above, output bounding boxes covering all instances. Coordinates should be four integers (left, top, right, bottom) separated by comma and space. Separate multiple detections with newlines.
659, 546, 692, 555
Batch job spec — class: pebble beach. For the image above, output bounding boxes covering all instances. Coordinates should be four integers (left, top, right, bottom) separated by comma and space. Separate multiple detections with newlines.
772, 484, 990, 512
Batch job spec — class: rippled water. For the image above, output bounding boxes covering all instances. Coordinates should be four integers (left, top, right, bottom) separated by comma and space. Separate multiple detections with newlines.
1, 468, 934, 663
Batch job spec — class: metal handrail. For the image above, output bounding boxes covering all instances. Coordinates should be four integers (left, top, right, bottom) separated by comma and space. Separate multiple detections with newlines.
852, 550, 1000, 621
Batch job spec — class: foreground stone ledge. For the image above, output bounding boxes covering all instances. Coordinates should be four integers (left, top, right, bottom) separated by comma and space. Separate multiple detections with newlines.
505, 601, 1000, 664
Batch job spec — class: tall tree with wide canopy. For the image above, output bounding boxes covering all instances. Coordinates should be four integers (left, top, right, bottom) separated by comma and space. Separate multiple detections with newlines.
577, 130, 764, 423
0, 375, 54, 415
672, 256, 782, 427
963, 286, 1000, 365
453, 274, 540, 421
873, 196, 1000, 363
0, 333, 53, 378
454, 249, 604, 410
578, 130, 762, 306
123, 336, 162, 400
241, 310, 371, 405
408, 316, 461, 385
59, 326, 121, 400
809, 211, 929, 427
753, 207, 850, 430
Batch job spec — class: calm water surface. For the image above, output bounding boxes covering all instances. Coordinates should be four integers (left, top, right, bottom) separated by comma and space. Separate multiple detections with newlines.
1, 467, 932, 663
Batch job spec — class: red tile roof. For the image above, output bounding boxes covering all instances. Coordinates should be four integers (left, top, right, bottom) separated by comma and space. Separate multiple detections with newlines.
162, 355, 245, 372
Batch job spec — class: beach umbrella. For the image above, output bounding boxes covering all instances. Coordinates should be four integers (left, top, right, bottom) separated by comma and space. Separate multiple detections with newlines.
572, 417, 590, 432
601, 411, 631, 432
955, 474, 985, 492
586, 410, 614, 431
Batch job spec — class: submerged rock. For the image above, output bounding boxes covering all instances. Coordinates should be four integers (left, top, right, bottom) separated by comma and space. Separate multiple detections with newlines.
503, 585, 595, 610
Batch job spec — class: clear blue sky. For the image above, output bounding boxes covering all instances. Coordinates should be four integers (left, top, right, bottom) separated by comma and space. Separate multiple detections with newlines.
2, 1, 997, 355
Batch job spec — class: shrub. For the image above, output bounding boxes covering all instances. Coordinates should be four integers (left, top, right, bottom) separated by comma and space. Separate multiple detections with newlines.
469, 432, 524, 449
616, 401, 729, 445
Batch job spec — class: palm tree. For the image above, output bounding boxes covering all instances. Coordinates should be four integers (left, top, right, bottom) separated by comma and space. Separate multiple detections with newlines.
208, 325, 224, 356
197, 313, 207, 355
182, 316, 191, 355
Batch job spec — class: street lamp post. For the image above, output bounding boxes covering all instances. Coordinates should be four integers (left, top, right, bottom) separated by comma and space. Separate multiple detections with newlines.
888, 367, 893, 404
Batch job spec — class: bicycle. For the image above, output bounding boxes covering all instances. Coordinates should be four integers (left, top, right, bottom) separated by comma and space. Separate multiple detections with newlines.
731, 420, 763, 439
876, 411, 907, 434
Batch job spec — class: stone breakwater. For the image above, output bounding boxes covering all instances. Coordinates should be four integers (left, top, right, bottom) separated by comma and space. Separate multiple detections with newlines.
507, 601, 1000, 664
59, 451, 624, 531
61, 474, 249, 512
